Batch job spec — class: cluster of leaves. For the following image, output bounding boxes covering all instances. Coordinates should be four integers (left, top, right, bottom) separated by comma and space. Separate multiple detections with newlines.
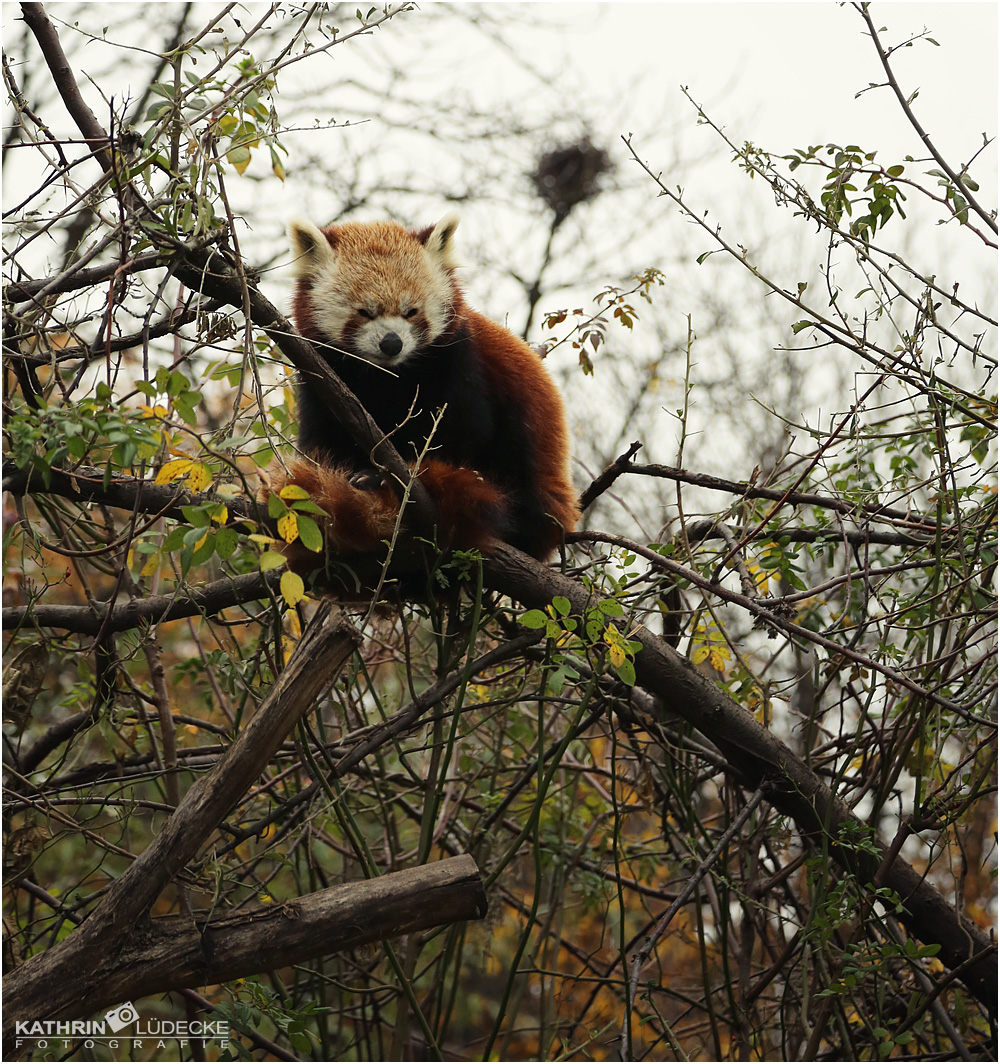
520, 591, 642, 688
541, 267, 665, 373
140, 50, 283, 177
783, 143, 909, 244
6, 385, 161, 482
257, 483, 328, 606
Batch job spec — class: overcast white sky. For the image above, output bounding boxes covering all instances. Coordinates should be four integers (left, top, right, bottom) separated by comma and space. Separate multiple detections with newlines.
4, 2, 995, 251
540, 2, 997, 163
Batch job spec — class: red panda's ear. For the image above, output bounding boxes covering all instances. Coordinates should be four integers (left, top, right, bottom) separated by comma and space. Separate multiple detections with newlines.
287, 219, 336, 278
419, 213, 460, 270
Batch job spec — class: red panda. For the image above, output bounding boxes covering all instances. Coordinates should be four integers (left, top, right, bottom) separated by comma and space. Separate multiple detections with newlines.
268, 214, 578, 569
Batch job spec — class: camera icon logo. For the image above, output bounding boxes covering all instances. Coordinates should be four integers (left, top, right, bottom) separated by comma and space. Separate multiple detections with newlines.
104, 1002, 139, 1033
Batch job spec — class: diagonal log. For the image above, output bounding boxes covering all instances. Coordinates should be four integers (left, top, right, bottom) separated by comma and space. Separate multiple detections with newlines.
10, 856, 486, 1024
2, 604, 360, 1036
482, 544, 997, 1007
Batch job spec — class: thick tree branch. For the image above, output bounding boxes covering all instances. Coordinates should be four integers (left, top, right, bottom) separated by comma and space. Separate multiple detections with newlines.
9, 856, 487, 1023
20, 3, 114, 175
1, 463, 255, 523
4, 250, 163, 303
2, 571, 279, 636
579, 440, 643, 512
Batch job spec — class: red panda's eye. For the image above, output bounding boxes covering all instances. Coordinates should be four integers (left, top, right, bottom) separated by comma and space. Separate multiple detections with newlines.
357, 308, 375, 320
403, 308, 419, 319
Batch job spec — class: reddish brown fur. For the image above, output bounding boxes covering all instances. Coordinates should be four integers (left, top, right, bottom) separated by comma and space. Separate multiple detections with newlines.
263, 456, 512, 572
263, 457, 398, 572
460, 308, 579, 557
415, 460, 510, 555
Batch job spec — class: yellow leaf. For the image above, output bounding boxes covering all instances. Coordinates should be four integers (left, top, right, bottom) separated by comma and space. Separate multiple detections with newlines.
280, 569, 305, 608
140, 553, 159, 578
272, 160, 286, 182
691, 646, 710, 666
277, 512, 298, 544
212, 504, 228, 525
155, 458, 192, 485
708, 648, 728, 674
186, 462, 212, 492
279, 484, 310, 501
608, 643, 626, 668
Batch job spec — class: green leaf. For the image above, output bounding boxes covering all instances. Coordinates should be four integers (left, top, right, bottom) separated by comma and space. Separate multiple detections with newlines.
791, 320, 813, 334
290, 500, 327, 516
214, 526, 239, 560
162, 525, 189, 552
296, 514, 323, 553
259, 550, 286, 572
226, 144, 252, 175
615, 660, 636, 687
552, 595, 571, 617
180, 505, 212, 528
145, 100, 173, 122
520, 609, 548, 630
189, 533, 216, 568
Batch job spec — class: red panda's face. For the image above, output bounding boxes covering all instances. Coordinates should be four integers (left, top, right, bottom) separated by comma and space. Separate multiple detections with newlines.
288, 216, 459, 369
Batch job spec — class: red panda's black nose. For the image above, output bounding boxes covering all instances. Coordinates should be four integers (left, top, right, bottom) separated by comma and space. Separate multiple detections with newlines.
380, 333, 403, 358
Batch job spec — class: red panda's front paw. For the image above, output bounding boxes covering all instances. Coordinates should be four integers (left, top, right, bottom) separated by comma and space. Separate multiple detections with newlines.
348, 467, 386, 491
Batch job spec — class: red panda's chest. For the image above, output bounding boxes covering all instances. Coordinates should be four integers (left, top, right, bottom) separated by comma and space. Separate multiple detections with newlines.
297, 320, 520, 475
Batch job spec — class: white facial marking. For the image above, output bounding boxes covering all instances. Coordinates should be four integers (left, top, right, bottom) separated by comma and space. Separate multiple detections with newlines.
354, 316, 421, 366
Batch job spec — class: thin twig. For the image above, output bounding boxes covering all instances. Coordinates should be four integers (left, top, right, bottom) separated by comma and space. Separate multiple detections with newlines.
855, 3, 997, 235
619, 787, 767, 1061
